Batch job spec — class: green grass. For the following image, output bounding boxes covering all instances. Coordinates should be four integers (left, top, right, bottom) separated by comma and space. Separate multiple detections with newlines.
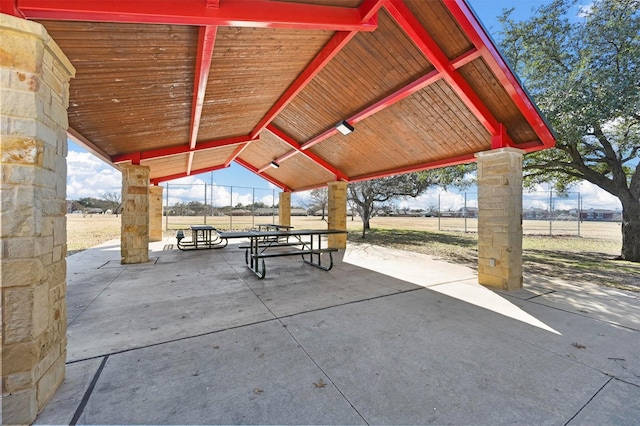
348, 228, 639, 292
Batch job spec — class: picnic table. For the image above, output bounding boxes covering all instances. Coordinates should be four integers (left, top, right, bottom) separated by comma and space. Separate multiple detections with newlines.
175, 225, 346, 279
218, 229, 347, 279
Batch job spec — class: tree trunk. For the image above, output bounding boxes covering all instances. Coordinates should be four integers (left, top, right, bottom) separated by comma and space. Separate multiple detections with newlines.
620, 197, 640, 262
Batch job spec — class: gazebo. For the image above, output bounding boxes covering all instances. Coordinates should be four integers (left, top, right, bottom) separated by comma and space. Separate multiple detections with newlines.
0, 1, 554, 422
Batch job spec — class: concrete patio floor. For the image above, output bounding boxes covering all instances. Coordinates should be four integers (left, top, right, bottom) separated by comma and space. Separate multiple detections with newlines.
35, 237, 639, 425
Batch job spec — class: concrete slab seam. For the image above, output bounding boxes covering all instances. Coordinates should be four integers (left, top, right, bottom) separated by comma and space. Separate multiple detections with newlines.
65, 317, 281, 365
563, 376, 613, 426
68, 266, 126, 328
523, 297, 640, 332
69, 355, 109, 426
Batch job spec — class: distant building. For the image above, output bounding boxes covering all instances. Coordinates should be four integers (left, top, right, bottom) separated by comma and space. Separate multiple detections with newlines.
580, 209, 622, 222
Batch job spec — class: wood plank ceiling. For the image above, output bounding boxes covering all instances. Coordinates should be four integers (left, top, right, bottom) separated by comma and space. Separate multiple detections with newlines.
8, 0, 555, 191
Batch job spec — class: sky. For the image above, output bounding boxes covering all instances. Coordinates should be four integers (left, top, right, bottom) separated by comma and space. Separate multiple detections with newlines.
65, 0, 623, 212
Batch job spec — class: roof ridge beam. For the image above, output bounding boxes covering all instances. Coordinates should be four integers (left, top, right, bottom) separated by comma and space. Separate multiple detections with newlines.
187, 25, 217, 175
260, 125, 349, 181
235, 157, 292, 192
385, 0, 513, 145
442, 0, 555, 148
17, 0, 378, 31
111, 135, 254, 164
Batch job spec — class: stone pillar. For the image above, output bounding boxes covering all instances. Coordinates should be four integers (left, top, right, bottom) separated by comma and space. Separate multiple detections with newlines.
1, 14, 75, 424
149, 185, 163, 242
327, 181, 347, 249
121, 164, 150, 264
279, 192, 291, 227
476, 148, 525, 290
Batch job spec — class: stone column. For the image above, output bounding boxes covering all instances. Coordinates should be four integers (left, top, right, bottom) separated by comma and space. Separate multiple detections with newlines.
327, 181, 347, 249
1, 14, 75, 424
121, 164, 150, 264
149, 185, 164, 242
279, 192, 291, 227
476, 148, 525, 290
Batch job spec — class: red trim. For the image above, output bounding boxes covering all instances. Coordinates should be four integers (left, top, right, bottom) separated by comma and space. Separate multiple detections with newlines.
349, 153, 477, 183
0, 0, 25, 17
443, 0, 555, 148
250, 31, 357, 139
206, 0, 220, 7
189, 26, 217, 151
234, 157, 292, 192
150, 163, 228, 185
225, 143, 250, 167
451, 47, 481, 69
266, 125, 349, 180
17, 0, 378, 31
386, 0, 511, 144
111, 135, 252, 164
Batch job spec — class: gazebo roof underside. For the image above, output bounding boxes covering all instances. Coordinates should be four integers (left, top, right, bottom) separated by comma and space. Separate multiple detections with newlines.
16, 0, 554, 191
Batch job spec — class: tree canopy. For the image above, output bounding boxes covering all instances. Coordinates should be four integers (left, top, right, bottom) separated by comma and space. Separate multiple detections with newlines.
498, 0, 640, 261
349, 166, 473, 237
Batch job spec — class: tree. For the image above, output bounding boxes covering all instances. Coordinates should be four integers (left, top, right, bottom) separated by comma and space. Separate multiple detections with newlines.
309, 188, 329, 220
101, 191, 122, 216
498, 0, 640, 261
349, 166, 472, 238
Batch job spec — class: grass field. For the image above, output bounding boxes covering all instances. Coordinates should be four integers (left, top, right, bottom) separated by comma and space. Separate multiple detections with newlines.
66, 214, 637, 291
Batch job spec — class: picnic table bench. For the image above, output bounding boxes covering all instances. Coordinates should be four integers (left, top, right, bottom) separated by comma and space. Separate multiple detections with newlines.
176, 225, 346, 279
218, 229, 347, 279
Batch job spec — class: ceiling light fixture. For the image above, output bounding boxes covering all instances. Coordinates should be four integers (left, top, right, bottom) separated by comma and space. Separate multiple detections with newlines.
270, 161, 280, 169
336, 120, 354, 135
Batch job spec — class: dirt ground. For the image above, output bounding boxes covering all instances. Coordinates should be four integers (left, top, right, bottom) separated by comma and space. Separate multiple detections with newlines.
66, 214, 636, 291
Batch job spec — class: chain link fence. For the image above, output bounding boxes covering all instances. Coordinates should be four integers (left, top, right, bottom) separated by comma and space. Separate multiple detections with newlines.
163, 183, 280, 231
162, 182, 618, 238
436, 191, 588, 236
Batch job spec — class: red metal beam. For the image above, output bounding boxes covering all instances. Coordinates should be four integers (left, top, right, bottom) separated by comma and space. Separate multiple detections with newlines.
234, 157, 292, 192
187, 25, 217, 175
385, 0, 511, 144
150, 163, 229, 185
0, 0, 25, 17
265, 125, 349, 181
224, 143, 250, 167
442, 0, 555, 148
249, 0, 385, 139
17, 0, 378, 31
349, 153, 477, 183
250, 31, 357, 139
299, 68, 443, 151
111, 135, 253, 164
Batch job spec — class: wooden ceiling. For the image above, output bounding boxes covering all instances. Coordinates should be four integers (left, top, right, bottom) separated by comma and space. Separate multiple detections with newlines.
9, 0, 555, 191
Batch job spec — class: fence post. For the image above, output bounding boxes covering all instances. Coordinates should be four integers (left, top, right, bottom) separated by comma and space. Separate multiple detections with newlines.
438, 193, 441, 231
252, 188, 255, 228
230, 186, 233, 230
549, 189, 553, 236
204, 183, 207, 225
578, 192, 581, 237
464, 192, 468, 233
165, 183, 169, 231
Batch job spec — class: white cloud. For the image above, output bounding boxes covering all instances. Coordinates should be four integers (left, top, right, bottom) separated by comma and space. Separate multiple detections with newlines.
66, 151, 121, 199
66, 149, 623, 213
